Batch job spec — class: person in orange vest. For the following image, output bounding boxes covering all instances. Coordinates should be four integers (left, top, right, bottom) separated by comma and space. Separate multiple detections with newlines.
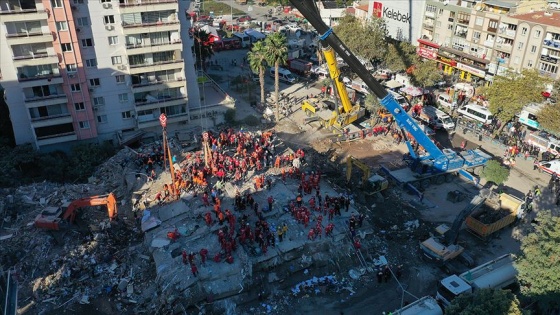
274, 155, 281, 168
254, 176, 262, 191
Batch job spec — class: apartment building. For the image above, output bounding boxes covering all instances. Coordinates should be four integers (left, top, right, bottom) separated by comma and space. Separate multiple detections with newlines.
0, 0, 189, 151
415, 0, 557, 84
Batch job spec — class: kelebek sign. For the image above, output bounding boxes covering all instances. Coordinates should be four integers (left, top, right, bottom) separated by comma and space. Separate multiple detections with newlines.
373, 2, 411, 24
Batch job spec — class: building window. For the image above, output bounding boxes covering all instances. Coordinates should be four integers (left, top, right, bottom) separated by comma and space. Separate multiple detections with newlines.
539, 62, 558, 73
89, 78, 100, 86
518, 42, 524, 50
488, 19, 498, 32
528, 60, 533, 67
79, 121, 90, 129
74, 102, 85, 111
70, 84, 81, 91
521, 27, 527, 35
111, 56, 122, 65
115, 75, 125, 83
457, 12, 470, 25
56, 21, 68, 31
448, 12, 455, 23
425, 4, 436, 13
101, 0, 111, 2
81, 38, 93, 47
77, 17, 89, 27
531, 45, 537, 53
51, 0, 62, 7
93, 97, 105, 106
514, 56, 520, 64
61, 43, 72, 52
85, 58, 97, 68
103, 15, 115, 24
108, 36, 118, 45
534, 30, 542, 38
66, 64, 77, 72
448, 24, 453, 30
73, 0, 84, 3
473, 31, 481, 39
118, 93, 129, 102
475, 17, 483, 26
122, 111, 133, 119
97, 115, 108, 123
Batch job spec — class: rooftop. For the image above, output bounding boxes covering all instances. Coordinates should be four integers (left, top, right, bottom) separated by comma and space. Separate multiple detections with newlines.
512, 10, 560, 28
484, 0, 517, 9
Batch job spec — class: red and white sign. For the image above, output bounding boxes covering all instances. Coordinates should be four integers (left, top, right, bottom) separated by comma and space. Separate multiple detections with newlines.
457, 62, 486, 78
373, 1, 383, 18
417, 47, 437, 60
159, 113, 167, 128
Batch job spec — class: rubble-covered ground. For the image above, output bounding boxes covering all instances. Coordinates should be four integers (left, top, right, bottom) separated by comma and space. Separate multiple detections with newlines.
1, 123, 446, 314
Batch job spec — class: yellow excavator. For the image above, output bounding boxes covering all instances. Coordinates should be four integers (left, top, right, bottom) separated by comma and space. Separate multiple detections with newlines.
346, 156, 388, 195
302, 45, 365, 129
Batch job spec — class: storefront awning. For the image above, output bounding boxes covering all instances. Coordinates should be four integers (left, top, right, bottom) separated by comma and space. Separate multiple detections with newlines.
417, 39, 440, 48
439, 46, 490, 65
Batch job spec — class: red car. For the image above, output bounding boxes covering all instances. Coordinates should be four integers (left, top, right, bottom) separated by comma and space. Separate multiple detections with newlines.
236, 15, 252, 23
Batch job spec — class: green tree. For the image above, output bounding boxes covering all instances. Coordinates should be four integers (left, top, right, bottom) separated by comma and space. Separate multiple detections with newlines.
537, 102, 560, 134
383, 41, 417, 72
247, 40, 268, 108
192, 29, 214, 70
264, 32, 288, 121
516, 210, 560, 312
333, 15, 387, 63
410, 59, 443, 88
445, 289, 523, 315
487, 69, 551, 132
363, 94, 381, 114
480, 160, 510, 186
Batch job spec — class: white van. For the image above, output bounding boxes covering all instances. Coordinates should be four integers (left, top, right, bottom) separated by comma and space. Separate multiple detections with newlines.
269, 67, 296, 84
437, 93, 456, 111
457, 104, 494, 124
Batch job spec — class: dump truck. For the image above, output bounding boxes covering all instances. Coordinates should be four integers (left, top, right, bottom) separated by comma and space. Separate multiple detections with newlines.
465, 193, 525, 239
436, 254, 517, 307
287, 59, 312, 75
391, 296, 443, 315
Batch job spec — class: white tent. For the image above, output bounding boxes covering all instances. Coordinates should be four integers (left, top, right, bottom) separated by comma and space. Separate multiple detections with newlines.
384, 79, 404, 90
400, 86, 429, 97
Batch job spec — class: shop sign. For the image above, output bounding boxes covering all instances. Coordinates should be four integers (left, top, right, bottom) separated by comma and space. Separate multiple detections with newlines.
417, 47, 437, 60
457, 62, 486, 77
437, 56, 457, 67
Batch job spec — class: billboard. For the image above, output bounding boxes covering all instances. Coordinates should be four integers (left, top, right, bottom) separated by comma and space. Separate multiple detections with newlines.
368, 0, 424, 44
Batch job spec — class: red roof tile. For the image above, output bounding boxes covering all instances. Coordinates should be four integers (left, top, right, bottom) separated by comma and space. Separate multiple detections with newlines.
512, 11, 560, 28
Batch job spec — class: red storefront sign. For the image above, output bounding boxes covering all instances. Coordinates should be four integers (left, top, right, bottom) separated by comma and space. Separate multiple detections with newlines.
437, 56, 457, 67
417, 47, 437, 60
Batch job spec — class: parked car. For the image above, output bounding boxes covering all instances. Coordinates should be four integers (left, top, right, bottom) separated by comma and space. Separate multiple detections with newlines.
236, 15, 252, 23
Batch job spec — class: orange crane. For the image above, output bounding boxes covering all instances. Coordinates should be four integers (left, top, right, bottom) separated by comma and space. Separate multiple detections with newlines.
34, 193, 118, 230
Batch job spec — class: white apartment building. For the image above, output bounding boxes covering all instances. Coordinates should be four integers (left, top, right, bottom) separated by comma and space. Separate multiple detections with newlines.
0, 0, 193, 151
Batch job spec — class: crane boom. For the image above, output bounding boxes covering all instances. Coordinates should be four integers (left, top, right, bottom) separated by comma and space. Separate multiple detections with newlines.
289, 1, 448, 169
323, 46, 353, 114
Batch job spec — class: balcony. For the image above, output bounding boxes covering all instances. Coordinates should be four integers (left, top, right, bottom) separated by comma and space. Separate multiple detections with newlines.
31, 113, 73, 128
484, 40, 495, 48
135, 94, 185, 107
122, 19, 179, 35
128, 59, 183, 74
0, 9, 48, 22
19, 75, 63, 88
13, 54, 58, 66
422, 23, 434, 30
5, 32, 53, 45
498, 29, 516, 38
36, 132, 77, 147
543, 39, 560, 50
125, 39, 182, 54
137, 112, 188, 128
119, 0, 177, 13
25, 94, 67, 105
540, 55, 559, 65
131, 78, 184, 92
495, 43, 512, 53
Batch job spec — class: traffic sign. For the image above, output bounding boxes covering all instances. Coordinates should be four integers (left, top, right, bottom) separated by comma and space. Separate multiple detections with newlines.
159, 113, 167, 128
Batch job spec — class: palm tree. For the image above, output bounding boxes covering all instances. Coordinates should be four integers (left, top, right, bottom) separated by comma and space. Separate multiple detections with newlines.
247, 41, 268, 109
264, 33, 288, 121
192, 29, 214, 71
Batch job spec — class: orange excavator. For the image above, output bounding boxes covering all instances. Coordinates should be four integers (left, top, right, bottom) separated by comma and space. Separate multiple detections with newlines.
34, 193, 118, 230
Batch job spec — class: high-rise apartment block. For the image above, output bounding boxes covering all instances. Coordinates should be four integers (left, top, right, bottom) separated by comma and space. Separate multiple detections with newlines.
0, 0, 199, 150
365, 0, 559, 84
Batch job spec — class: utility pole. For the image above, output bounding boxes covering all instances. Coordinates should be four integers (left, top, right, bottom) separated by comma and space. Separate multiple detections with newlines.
160, 113, 179, 200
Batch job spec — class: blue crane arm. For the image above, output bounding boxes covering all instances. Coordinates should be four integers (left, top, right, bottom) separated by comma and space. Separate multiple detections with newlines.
289, 0, 448, 169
